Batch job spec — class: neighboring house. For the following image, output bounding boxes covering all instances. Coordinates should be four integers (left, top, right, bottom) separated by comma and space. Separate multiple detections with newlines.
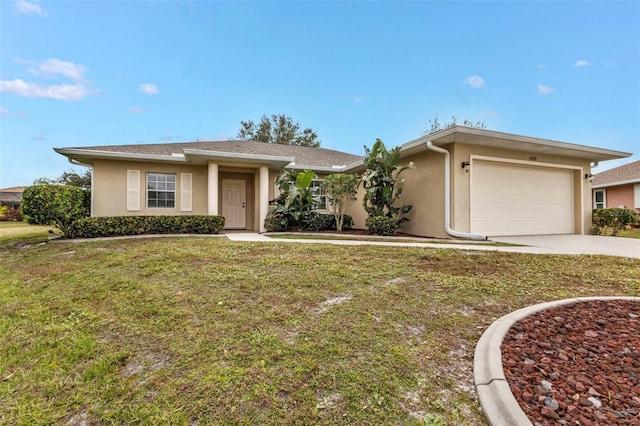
0, 186, 26, 209
54, 126, 631, 238
590, 160, 640, 211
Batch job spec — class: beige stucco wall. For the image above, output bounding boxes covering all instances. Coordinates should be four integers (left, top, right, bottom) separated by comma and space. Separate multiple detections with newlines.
347, 186, 368, 230
394, 151, 446, 238
92, 159, 209, 216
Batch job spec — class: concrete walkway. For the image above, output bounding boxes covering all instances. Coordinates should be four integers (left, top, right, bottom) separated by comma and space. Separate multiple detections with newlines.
224, 232, 640, 258
491, 234, 640, 258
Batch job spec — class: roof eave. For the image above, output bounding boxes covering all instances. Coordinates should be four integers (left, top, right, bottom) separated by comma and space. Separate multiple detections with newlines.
592, 178, 640, 189
396, 126, 632, 162
54, 148, 188, 165
182, 149, 295, 169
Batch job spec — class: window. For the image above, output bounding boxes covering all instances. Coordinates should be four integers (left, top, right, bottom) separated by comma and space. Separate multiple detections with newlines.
594, 189, 605, 209
147, 173, 176, 208
311, 179, 327, 210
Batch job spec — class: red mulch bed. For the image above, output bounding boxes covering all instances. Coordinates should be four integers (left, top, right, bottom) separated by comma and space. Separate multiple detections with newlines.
502, 300, 640, 425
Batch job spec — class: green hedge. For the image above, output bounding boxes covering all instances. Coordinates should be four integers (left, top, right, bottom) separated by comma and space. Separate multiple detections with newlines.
66, 215, 225, 239
264, 212, 353, 232
302, 212, 353, 232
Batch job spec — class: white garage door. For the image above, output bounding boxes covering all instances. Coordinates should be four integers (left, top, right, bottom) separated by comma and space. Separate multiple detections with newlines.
471, 161, 574, 236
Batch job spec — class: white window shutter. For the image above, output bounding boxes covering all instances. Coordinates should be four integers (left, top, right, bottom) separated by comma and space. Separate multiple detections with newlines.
181, 173, 193, 212
127, 170, 141, 211
634, 184, 640, 209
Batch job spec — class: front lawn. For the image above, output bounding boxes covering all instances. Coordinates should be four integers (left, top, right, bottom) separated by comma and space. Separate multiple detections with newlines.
1, 235, 639, 425
0, 221, 60, 244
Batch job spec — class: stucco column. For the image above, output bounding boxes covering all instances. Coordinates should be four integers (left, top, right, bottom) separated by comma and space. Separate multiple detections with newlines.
208, 162, 219, 215
259, 166, 269, 233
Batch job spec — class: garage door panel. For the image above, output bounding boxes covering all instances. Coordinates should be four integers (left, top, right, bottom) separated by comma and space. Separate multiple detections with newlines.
471, 161, 574, 236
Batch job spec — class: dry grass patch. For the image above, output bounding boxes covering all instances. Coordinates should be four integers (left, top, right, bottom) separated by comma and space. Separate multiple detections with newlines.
1, 235, 638, 425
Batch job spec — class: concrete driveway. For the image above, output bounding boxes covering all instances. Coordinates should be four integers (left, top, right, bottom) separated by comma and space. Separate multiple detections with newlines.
490, 234, 640, 258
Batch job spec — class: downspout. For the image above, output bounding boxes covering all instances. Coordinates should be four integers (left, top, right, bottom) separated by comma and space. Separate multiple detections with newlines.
425, 141, 487, 240
68, 158, 94, 217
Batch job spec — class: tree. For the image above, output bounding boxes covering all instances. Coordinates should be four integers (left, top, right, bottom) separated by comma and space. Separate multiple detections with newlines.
322, 173, 360, 232
58, 170, 91, 189
33, 170, 92, 189
426, 115, 486, 135
21, 184, 91, 238
236, 114, 321, 147
361, 139, 414, 235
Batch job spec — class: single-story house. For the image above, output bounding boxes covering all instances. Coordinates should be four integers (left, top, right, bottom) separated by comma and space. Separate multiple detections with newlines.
0, 186, 26, 209
590, 159, 640, 211
54, 126, 631, 238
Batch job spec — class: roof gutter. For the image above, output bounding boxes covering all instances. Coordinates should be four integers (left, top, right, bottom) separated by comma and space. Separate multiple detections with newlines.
426, 141, 487, 241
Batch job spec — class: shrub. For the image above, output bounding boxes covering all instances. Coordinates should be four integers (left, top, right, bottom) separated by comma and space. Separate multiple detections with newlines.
264, 212, 290, 232
264, 212, 354, 233
264, 169, 320, 232
592, 208, 639, 236
361, 139, 414, 235
66, 215, 225, 239
365, 215, 401, 236
322, 173, 360, 232
302, 212, 353, 232
21, 185, 90, 237
0, 207, 23, 221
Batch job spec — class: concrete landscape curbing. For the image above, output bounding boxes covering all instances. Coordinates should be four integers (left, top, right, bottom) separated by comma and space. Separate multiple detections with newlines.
473, 296, 640, 426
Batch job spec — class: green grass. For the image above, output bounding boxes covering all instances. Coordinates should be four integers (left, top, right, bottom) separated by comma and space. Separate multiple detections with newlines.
618, 228, 640, 239
1, 232, 639, 425
0, 221, 60, 244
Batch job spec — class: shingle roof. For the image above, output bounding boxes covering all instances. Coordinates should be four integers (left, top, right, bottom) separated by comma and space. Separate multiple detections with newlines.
0, 186, 26, 193
592, 160, 640, 186
0, 187, 25, 203
60, 140, 363, 169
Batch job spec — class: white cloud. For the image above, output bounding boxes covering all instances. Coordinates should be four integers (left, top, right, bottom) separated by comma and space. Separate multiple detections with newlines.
604, 62, 617, 67
574, 60, 591, 67
14, 0, 47, 16
0, 79, 96, 101
464, 75, 485, 88
0, 108, 9, 116
33, 59, 89, 82
129, 106, 146, 114
537, 84, 555, 95
354, 96, 362, 103
2, 58, 98, 101
538, 64, 547, 69
140, 83, 159, 95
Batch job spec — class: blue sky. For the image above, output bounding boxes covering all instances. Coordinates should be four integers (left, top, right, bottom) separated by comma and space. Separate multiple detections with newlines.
1, 0, 638, 188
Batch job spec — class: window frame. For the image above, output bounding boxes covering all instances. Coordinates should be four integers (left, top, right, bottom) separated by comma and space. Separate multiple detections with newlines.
593, 189, 606, 209
310, 179, 327, 211
146, 172, 176, 209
